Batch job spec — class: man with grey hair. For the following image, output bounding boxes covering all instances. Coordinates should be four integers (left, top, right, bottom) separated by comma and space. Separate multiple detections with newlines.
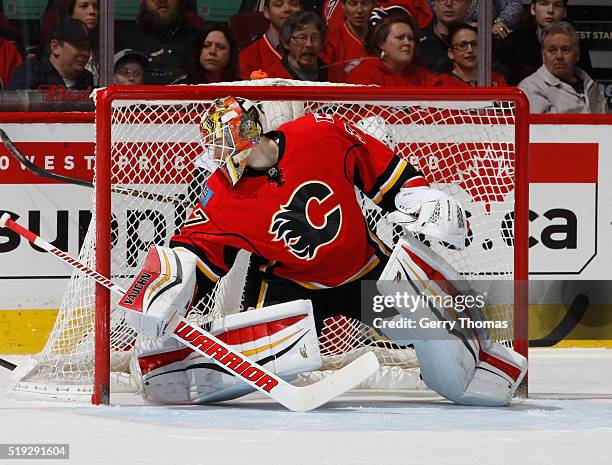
518, 21, 606, 114
494, 0, 593, 86
262, 11, 330, 81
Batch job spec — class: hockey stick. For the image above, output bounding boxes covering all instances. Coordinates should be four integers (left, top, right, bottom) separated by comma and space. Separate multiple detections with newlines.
530, 293, 589, 347
0, 357, 17, 371
0, 213, 379, 411
0, 128, 190, 208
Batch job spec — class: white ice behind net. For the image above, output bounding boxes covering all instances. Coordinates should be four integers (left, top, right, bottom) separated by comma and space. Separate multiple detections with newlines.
12, 80, 518, 399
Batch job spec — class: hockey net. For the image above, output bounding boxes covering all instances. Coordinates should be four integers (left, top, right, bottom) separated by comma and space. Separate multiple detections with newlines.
12, 81, 529, 403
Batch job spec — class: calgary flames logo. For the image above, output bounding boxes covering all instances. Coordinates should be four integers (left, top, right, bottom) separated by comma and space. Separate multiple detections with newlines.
269, 182, 342, 260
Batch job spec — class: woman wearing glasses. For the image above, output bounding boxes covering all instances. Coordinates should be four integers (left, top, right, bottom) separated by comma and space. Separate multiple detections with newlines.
346, 14, 440, 86
322, 0, 375, 82
440, 24, 507, 87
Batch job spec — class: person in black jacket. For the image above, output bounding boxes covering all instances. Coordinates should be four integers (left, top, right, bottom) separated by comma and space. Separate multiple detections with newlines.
7, 17, 93, 91
416, 0, 472, 74
116, 0, 200, 84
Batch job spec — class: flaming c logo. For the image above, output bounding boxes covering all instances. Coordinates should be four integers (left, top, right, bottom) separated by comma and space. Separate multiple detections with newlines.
269, 182, 342, 260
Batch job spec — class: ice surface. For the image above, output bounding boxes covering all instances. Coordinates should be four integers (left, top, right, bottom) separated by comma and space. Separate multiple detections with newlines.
1, 348, 610, 465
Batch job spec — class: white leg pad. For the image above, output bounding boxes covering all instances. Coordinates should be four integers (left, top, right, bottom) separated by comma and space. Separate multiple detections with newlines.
377, 236, 527, 406
131, 299, 322, 404
413, 339, 527, 407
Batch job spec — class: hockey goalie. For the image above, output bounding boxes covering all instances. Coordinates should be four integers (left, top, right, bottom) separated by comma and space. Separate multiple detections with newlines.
120, 96, 526, 406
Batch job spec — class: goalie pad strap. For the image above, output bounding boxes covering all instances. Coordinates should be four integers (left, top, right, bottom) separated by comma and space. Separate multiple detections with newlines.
479, 347, 523, 382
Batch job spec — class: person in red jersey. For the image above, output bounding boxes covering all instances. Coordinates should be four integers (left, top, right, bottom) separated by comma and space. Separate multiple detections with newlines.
439, 24, 507, 87
121, 96, 527, 408
323, 0, 432, 33
347, 14, 441, 86
322, 0, 375, 82
238, 0, 303, 80
171, 96, 466, 329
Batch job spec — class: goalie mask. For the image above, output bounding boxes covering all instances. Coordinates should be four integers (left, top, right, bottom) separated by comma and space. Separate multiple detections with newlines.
199, 96, 263, 186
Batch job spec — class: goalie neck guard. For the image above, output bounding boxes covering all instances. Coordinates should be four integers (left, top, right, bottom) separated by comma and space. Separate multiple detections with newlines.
199, 96, 263, 186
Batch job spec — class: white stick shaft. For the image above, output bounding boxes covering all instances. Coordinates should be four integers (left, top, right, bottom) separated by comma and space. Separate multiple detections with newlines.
0, 213, 121, 293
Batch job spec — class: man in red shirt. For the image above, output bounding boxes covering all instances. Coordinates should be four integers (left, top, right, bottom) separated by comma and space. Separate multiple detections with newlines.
322, 0, 375, 82
173, 97, 457, 321
0, 11, 22, 89
323, 0, 432, 33
264, 11, 331, 81
239, 0, 303, 80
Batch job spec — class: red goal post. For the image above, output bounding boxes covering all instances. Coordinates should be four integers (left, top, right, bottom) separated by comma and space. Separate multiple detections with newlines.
13, 84, 529, 405
95, 85, 529, 404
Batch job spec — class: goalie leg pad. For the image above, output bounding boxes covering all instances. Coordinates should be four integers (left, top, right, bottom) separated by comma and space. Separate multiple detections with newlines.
412, 339, 526, 407
377, 235, 479, 344
377, 237, 527, 406
131, 299, 322, 404
378, 235, 472, 295
120, 245, 199, 338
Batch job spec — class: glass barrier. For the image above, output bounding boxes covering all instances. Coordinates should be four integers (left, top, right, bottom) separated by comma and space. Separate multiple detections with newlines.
0, 0, 610, 112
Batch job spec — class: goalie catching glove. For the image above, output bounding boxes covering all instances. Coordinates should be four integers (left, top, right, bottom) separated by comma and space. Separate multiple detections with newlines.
388, 176, 468, 250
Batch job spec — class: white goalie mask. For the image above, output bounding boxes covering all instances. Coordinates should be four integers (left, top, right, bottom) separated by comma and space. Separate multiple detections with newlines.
199, 96, 264, 186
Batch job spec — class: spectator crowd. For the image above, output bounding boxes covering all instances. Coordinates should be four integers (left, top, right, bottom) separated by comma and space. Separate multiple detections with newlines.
0, 0, 608, 114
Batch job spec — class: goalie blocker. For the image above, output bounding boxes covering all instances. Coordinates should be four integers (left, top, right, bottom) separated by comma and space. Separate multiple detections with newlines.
377, 236, 527, 407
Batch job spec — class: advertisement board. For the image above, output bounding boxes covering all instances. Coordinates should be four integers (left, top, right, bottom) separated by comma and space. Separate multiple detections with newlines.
1, 114, 611, 351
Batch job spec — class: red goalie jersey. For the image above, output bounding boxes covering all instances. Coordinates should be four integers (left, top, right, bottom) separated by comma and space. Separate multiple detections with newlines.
171, 114, 418, 290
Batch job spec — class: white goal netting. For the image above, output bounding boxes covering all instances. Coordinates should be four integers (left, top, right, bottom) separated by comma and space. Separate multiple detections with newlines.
12, 80, 527, 401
